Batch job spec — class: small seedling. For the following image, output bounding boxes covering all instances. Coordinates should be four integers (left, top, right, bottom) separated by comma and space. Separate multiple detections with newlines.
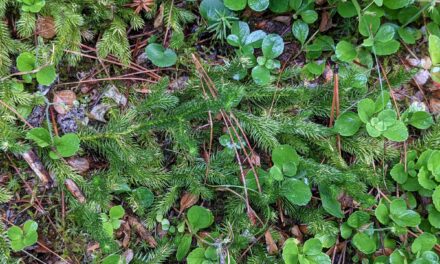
26, 127, 81, 159
7, 220, 38, 251
16, 52, 56, 85
18, 0, 45, 13
101, 205, 125, 236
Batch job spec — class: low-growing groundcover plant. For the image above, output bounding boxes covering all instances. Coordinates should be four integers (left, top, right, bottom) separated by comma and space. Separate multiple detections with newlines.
1, 0, 440, 263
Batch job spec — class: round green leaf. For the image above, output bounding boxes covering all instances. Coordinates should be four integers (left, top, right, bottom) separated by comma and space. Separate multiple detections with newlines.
26, 127, 51, 148
383, 0, 411, 9
347, 211, 370, 228
224, 0, 246, 11
390, 163, 408, 184
51, 133, 81, 158
408, 111, 433, 129
428, 207, 440, 228
292, 20, 309, 45
36, 65, 56, 85
319, 184, 344, 218
262, 34, 284, 59
187, 248, 206, 264
109, 205, 125, 219
146, 43, 177, 68
398, 27, 418, 44
375, 24, 395, 43
340, 223, 352, 239
359, 15, 380, 37
281, 178, 312, 206
433, 186, 440, 212
22, 231, 38, 247
272, 145, 299, 167
334, 112, 362, 136
289, 0, 302, 11
245, 30, 267, 48
300, 10, 318, 24
132, 187, 154, 208
187, 206, 214, 231
337, 1, 357, 18
374, 40, 401, 56
176, 234, 193, 261
357, 98, 375, 123
23, 220, 38, 233
335, 41, 357, 62
269, 0, 289, 13
269, 165, 284, 181
7, 226, 23, 241
199, 0, 230, 22
429, 35, 440, 65
383, 121, 408, 142
248, 0, 269, 12
411, 233, 437, 254
282, 238, 299, 264
16, 52, 36, 72
352, 232, 376, 254
303, 238, 322, 256
375, 203, 390, 225
251, 65, 271, 85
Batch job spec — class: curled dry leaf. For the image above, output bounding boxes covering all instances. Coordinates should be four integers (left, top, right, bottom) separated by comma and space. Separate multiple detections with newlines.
67, 157, 90, 174
90, 104, 111, 122
64, 179, 86, 204
127, 216, 157, 247
123, 249, 134, 263
319, 11, 332, 32
53, 90, 77, 115
430, 98, 440, 114
421, 56, 432, 70
291, 225, 304, 242
22, 150, 53, 187
154, 3, 164, 28
179, 192, 199, 213
37, 16, 56, 39
413, 70, 430, 86
265, 230, 278, 255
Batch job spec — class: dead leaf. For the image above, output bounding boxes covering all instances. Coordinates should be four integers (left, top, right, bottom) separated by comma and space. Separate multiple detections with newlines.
67, 157, 90, 174
179, 192, 199, 213
154, 4, 164, 28
430, 98, 440, 114
265, 230, 279, 255
89, 103, 111, 122
319, 11, 332, 32
53, 90, 77, 115
37, 16, 56, 39
291, 225, 303, 242
127, 216, 157, 247
64, 179, 86, 203
104, 85, 127, 106
123, 249, 134, 263
413, 70, 430, 86
323, 64, 333, 83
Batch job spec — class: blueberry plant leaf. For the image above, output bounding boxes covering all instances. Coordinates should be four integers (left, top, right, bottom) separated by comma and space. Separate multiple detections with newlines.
224, 0, 246, 11
335, 41, 357, 62
292, 20, 308, 46
248, 0, 270, 12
